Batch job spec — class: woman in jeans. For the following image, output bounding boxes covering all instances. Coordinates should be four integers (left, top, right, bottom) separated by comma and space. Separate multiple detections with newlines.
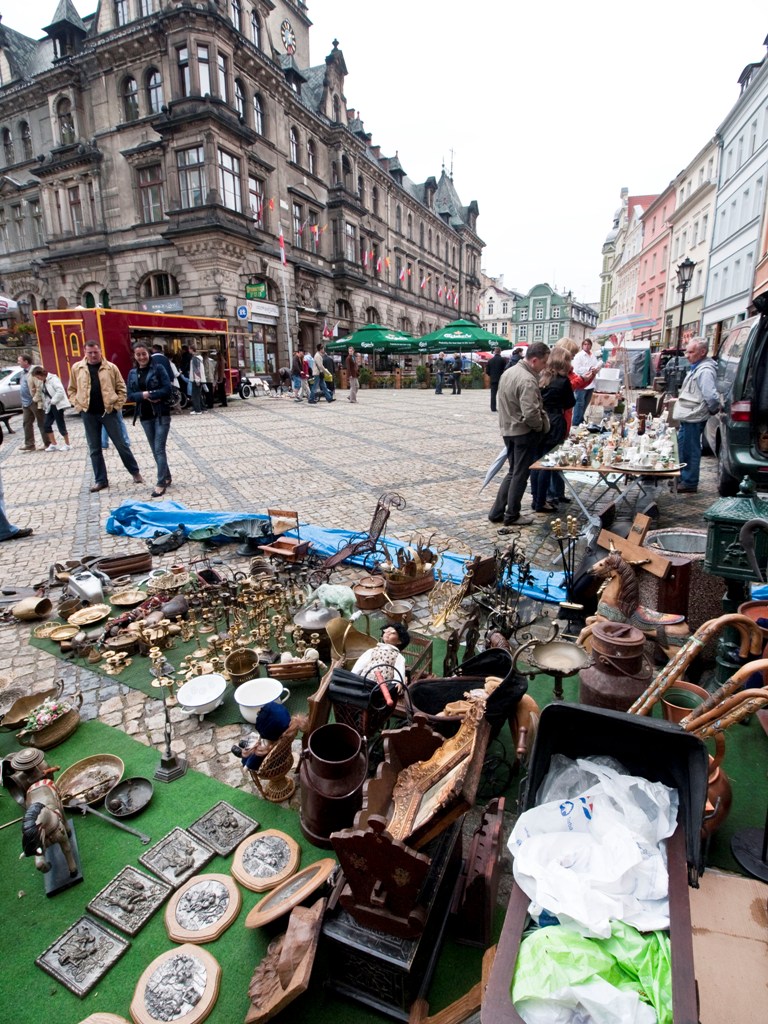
31, 366, 71, 451
126, 343, 172, 497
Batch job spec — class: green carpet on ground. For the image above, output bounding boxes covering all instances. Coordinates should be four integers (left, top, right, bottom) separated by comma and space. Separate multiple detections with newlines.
0, 720, 494, 1024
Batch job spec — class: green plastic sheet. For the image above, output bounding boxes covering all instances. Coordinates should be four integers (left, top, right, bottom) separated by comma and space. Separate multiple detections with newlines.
511, 920, 672, 1024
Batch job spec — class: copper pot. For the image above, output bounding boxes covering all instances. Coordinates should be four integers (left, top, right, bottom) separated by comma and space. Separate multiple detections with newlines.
353, 575, 387, 611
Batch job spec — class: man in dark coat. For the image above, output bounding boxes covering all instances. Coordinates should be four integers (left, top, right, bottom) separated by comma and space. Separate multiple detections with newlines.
486, 346, 507, 412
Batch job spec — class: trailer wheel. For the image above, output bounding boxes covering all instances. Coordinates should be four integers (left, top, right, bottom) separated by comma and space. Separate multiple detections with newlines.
239, 382, 253, 399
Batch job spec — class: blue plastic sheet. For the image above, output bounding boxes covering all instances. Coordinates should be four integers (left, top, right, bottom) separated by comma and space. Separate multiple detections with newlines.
106, 501, 565, 603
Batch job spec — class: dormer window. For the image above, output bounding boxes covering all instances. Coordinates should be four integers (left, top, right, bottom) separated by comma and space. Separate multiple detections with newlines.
115, 0, 129, 27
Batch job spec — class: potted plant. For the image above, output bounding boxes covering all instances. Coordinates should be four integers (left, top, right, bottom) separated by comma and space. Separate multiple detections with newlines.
415, 365, 429, 389
358, 366, 372, 388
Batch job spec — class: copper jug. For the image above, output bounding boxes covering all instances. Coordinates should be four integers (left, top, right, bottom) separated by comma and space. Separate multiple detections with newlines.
299, 722, 367, 849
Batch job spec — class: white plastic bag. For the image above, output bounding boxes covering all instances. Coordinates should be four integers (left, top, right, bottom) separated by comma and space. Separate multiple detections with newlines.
509, 757, 678, 937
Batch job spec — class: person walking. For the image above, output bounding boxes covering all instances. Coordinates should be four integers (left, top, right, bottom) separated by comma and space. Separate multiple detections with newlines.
188, 344, 207, 414
204, 350, 217, 409
571, 338, 599, 426
126, 342, 173, 497
67, 339, 143, 493
450, 355, 463, 395
322, 349, 337, 399
346, 345, 359, 403
309, 343, 334, 404
434, 352, 446, 395
673, 337, 719, 493
17, 353, 46, 451
31, 366, 72, 451
488, 342, 550, 528
486, 346, 507, 413
291, 347, 305, 401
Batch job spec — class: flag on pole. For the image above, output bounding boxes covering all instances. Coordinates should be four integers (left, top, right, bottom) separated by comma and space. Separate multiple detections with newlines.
279, 226, 286, 265
437, 285, 443, 298
454, 292, 459, 307
322, 320, 333, 340
332, 321, 340, 338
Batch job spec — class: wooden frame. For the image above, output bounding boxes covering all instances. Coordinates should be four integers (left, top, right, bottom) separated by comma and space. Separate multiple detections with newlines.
130, 945, 221, 1024
362, 705, 490, 849
165, 874, 241, 944
231, 830, 300, 893
245, 859, 336, 929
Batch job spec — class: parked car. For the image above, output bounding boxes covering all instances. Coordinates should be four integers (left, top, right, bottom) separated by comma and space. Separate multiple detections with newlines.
0, 366, 23, 414
711, 297, 768, 496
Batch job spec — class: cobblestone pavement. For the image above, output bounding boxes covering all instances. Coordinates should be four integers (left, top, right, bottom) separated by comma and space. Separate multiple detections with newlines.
0, 387, 719, 805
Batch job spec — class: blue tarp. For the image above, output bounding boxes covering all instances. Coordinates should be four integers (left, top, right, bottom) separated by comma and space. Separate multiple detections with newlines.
105, 501, 565, 603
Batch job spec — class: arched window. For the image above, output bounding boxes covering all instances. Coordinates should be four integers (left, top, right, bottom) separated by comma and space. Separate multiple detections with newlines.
336, 299, 353, 319
141, 272, 179, 298
253, 94, 264, 135
231, 0, 241, 31
307, 139, 316, 175
445, 241, 449, 263
57, 98, 75, 145
436, 234, 441, 260
407, 213, 413, 240
428, 228, 432, 252
371, 186, 379, 216
122, 76, 139, 122
250, 8, 261, 48
289, 127, 299, 164
331, 161, 339, 185
419, 222, 424, 248
234, 79, 245, 119
145, 69, 163, 114
19, 121, 32, 160
358, 175, 365, 208
342, 155, 352, 190
452, 245, 456, 267
100, 288, 111, 308
82, 290, 96, 308
2, 128, 13, 165
366, 306, 379, 323
395, 205, 402, 233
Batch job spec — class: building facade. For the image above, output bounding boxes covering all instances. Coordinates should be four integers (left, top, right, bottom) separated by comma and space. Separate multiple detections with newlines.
478, 271, 521, 344
702, 43, 768, 347
0, 0, 483, 373
664, 138, 718, 347
634, 184, 674, 347
511, 283, 598, 346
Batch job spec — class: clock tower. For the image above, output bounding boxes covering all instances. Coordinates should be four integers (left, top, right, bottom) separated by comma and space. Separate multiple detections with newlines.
268, 1, 311, 68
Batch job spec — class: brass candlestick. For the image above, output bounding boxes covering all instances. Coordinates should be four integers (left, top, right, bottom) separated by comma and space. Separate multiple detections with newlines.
151, 675, 187, 783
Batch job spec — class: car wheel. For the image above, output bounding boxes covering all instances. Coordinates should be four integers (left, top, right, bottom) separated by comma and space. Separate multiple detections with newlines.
718, 461, 740, 497
239, 383, 252, 399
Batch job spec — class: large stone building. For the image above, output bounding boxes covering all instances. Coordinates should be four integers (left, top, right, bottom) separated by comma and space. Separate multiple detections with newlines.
0, 0, 483, 372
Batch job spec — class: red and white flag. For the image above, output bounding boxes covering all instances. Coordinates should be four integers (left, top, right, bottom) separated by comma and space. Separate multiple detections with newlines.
279, 226, 286, 265
376, 256, 382, 273
399, 266, 406, 282
322, 320, 333, 340
363, 249, 369, 267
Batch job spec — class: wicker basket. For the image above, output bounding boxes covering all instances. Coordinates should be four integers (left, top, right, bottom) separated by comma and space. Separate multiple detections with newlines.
383, 569, 435, 599
16, 691, 83, 750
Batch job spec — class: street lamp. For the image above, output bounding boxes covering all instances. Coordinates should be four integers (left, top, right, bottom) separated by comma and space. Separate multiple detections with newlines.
675, 257, 696, 356
214, 293, 227, 318
16, 298, 31, 323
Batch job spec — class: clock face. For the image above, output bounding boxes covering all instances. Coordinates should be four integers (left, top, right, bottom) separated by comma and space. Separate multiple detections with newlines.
280, 19, 296, 55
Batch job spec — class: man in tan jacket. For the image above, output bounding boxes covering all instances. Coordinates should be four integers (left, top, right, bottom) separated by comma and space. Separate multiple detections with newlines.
488, 341, 550, 527
67, 340, 143, 492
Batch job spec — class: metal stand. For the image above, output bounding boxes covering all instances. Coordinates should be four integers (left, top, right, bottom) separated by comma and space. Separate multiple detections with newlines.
153, 689, 187, 783
730, 803, 768, 882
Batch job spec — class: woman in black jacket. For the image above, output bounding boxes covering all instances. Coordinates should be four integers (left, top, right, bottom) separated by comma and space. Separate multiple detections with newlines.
530, 347, 575, 512
126, 342, 173, 497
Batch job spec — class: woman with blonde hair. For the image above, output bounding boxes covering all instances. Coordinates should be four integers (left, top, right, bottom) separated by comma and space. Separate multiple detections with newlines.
530, 347, 574, 513
31, 366, 71, 451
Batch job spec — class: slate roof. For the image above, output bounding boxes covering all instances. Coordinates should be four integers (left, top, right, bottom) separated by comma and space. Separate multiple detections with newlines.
0, 24, 39, 81
1, 3, 93, 85
44, 0, 88, 34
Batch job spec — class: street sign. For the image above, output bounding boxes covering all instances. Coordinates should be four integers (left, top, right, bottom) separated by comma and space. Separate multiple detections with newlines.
236, 304, 249, 321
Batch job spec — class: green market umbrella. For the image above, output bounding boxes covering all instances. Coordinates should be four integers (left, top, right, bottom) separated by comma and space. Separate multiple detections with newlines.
418, 319, 502, 353
326, 323, 420, 354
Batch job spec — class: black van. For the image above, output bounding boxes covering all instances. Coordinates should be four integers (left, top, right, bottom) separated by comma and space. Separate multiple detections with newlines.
712, 293, 768, 495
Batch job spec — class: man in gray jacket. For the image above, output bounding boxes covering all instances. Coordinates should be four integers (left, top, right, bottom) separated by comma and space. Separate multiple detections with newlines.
488, 342, 550, 527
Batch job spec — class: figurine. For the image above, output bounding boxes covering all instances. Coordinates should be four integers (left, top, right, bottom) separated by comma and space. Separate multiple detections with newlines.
231, 702, 293, 770
584, 547, 690, 656
21, 779, 78, 878
302, 583, 359, 620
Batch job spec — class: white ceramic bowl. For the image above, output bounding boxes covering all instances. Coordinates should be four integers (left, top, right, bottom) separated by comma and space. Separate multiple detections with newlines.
177, 674, 227, 717
234, 678, 290, 724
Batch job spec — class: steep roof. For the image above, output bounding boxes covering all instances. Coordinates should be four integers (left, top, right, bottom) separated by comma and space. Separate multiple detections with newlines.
44, 0, 87, 34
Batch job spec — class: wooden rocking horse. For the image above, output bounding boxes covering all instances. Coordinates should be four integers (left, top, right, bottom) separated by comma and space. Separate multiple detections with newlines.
21, 779, 78, 878
579, 546, 690, 658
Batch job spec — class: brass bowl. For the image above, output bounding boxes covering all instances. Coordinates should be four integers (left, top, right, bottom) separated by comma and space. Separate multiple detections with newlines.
49, 624, 81, 642
111, 589, 147, 608
105, 776, 154, 818
58, 754, 125, 807
67, 603, 112, 626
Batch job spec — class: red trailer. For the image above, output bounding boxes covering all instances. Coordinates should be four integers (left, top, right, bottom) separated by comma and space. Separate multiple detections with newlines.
32, 308, 231, 392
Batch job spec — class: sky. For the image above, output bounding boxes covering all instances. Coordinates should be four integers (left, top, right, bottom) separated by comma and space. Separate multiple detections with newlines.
5, 1, 768, 304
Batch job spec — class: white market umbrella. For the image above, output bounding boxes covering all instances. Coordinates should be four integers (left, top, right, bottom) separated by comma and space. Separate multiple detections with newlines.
480, 446, 508, 492
0, 295, 19, 316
